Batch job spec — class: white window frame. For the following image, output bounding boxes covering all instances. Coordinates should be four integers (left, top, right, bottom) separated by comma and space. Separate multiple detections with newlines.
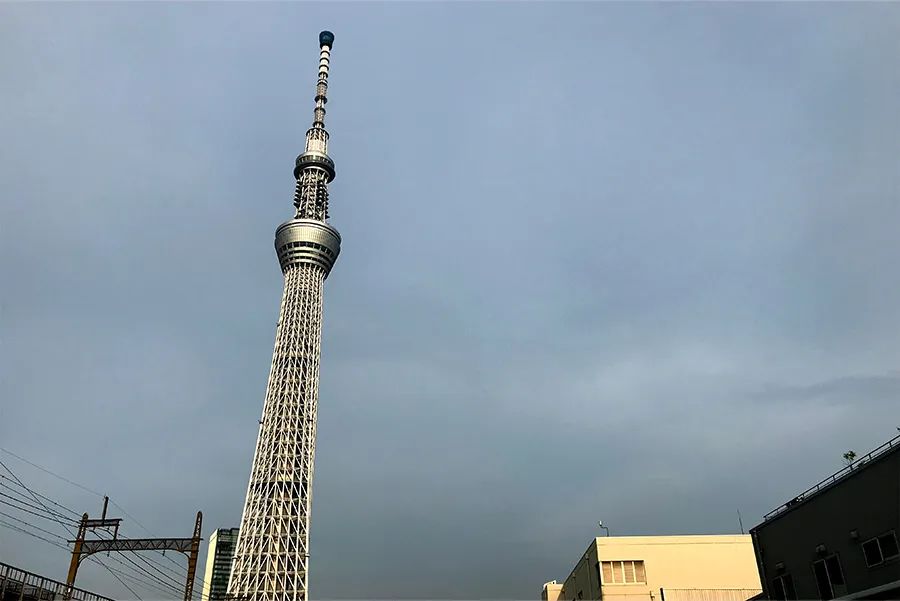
812, 554, 845, 600
599, 560, 646, 585
771, 573, 796, 601
862, 530, 900, 567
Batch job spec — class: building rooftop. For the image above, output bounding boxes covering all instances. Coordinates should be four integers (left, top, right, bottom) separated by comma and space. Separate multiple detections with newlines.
595, 534, 750, 544
761, 432, 900, 523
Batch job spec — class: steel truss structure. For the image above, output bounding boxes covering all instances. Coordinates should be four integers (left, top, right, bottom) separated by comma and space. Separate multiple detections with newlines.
65, 507, 203, 601
227, 31, 342, 601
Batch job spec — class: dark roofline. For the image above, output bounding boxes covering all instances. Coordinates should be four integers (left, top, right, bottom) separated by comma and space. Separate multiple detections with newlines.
755, 433, 900, 526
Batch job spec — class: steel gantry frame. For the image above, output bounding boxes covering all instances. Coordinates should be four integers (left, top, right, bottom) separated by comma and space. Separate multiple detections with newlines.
226, 30, 342, 601
65, 501, 203, 601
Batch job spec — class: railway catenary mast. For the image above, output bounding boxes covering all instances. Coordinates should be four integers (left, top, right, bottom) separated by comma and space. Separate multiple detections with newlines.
227, 30, 341, 601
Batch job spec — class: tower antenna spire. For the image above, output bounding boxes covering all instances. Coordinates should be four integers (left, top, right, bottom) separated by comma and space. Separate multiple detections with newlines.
293, 30, 337, 220
309, 31, 334, 139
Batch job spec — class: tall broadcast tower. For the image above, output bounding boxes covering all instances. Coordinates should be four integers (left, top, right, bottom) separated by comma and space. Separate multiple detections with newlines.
228, 31, 341, 601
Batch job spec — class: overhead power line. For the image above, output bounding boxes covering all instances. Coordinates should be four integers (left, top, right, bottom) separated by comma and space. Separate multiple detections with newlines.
88, 526, 190, 597
95, 560, 182, 599
0, 509, 70, 541
1, 468, 188, 597
0, 473, 84, 519
0, 447, 103, 497
0, 518, 70, 549
0, 491, 79, 525
0, 448, 207, 600
0, 458, 148, 600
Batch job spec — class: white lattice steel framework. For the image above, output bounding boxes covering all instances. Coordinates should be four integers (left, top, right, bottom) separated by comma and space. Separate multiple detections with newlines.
227, 31, 341, 601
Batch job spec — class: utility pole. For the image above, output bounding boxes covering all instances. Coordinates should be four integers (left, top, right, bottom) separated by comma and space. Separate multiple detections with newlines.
66, 497, 122, 599
64, 498, 202, 601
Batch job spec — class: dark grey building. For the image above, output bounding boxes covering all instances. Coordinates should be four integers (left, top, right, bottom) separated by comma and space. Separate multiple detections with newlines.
751, 434, 900, 600
201, 528, 239, 601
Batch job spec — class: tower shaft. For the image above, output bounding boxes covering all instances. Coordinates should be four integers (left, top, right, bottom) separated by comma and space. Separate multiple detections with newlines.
228, 31, 340, 601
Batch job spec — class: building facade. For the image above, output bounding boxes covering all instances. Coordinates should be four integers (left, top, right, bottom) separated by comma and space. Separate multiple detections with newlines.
544, 535, 762, 601
750, 434, 900, 600
227, 30, 342, 601
201, 528, 239, 601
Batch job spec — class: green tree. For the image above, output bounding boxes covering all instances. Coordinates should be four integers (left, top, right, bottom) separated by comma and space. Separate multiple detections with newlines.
842, 450, 857, 468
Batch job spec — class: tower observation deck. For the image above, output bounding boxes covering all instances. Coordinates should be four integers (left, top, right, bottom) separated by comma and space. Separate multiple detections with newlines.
227, 31, 341, 601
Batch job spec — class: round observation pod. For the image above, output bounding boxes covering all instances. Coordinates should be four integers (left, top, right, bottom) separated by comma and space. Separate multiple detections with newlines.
274, 219, 342, 277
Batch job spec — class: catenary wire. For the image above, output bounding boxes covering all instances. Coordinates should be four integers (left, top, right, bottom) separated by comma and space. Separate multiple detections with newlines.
0, 449, 208, 599
1, 448, 198, 577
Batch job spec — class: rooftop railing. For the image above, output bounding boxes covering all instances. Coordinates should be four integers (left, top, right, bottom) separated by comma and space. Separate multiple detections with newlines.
762, 432, 900, 521
0, 561, 114, 601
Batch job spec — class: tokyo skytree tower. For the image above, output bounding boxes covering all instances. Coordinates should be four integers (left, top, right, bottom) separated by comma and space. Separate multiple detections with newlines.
227, 31, 341, 601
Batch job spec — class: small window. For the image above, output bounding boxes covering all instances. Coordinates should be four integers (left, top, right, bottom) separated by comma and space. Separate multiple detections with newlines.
862, 531, 898, 567
771, 574, 796, 601
783, 575, 797, 600
631, 561, 646, 583
812, 560, 832, 600
771, 577, 785, 601
825, 555, 845, 585
879, 532, 899, 559
863, 538, 883, 566
623, 561, 635, 582
599, 561, 646, 584
813, 554, 844, 600
601, 562, 612, 583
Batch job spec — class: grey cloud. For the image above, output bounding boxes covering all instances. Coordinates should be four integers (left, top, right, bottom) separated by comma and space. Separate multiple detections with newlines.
2, 2, 900, 600
753, 374, 900, 405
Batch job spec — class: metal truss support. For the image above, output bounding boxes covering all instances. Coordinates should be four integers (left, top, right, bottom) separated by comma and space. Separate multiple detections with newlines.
64, 500, 203, 601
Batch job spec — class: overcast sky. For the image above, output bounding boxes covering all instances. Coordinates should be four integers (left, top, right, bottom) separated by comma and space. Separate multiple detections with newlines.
2, 2, 900, 600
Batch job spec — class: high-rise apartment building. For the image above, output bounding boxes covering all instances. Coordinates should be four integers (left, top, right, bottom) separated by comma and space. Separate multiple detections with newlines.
201, 528, 239, 601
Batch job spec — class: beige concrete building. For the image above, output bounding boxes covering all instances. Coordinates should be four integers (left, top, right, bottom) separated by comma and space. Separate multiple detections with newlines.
543, 535, 762, 601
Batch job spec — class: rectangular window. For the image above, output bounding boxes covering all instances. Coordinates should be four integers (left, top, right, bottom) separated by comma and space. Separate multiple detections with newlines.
771, 574, 796, 601
863, 538, 883, 566
771, 577, 785, 600
813, 554, 844, 601
783, 574, 797, 600
825, 555, 845, 586
634, 561, 646, 583
879, 532, 899, 559
813, 560, 833, 600
599, 561, 646, 584
863, 531, 899, 567
623, 561, 635, 582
